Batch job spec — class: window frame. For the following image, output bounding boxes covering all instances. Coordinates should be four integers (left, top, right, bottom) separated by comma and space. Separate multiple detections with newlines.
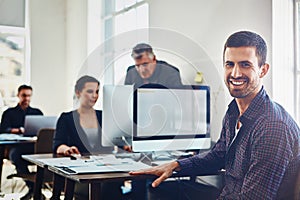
0, 25, 29, 121
101, 0, 149, 84
295, 0, 300, 124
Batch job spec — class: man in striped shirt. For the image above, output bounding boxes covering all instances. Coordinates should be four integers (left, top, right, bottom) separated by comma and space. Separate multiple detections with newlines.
130, 31, 300, 199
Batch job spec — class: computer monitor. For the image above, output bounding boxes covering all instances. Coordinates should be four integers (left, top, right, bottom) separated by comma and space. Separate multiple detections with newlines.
102, 85, 134, 146
24, 115, 58, 136
132, 84, 211, 152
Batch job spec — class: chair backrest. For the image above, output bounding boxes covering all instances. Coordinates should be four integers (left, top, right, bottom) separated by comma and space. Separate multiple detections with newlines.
277, 154, 300, 200
294, 168, 300, 200
35, 128, 55, 154
34, 128, 56, 183
293, 155, 300, 200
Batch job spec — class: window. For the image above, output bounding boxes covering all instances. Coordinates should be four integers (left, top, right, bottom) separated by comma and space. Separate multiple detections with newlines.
295, 0, 300, 124
0, 25, 28, 120
102, 0, 149, 84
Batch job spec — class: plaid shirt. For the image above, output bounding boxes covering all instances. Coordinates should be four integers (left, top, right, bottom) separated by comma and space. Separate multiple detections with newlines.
178, 88, 300, 199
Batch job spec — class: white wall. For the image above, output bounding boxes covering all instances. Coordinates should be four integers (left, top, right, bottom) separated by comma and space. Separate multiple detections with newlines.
148, 0, 272, 91
28, 0, 67, 116
147, 0, 272, 141
65, 0, 88, 109
28, 0, 89, 115
27, 0, 296, 140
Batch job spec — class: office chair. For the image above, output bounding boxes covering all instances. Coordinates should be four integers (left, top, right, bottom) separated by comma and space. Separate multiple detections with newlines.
7, 128, 55, 188
294, 169, 300, 200
292, 155, 300, 200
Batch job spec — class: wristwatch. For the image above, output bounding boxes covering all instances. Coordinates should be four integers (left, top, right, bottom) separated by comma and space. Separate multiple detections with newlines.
19, 127, 25, 134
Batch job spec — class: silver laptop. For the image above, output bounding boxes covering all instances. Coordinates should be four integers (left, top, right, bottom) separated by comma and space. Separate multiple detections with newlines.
24, 115, 58, 136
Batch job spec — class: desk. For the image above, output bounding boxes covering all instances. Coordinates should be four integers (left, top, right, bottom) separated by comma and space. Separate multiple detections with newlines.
0, 138, 36, 192
48, 165, 154, 200
23, 153, 154, 200
22, 154, 53, 200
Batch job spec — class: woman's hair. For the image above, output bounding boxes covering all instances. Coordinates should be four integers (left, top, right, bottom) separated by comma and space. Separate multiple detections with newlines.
75, 75, 100, 92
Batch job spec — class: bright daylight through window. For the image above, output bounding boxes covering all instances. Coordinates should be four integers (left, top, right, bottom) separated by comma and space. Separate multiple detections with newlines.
0, 26, 27, 121
296, 1, 300, 125
102, 0, 149, 84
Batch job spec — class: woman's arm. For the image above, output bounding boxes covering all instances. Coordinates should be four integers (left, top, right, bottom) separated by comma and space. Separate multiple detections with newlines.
53, 112, 80, 155
57, 144, 80, 156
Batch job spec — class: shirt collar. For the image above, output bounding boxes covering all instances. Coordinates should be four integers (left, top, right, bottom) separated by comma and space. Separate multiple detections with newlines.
16, 104, 31, 112
227, 87, 267, 123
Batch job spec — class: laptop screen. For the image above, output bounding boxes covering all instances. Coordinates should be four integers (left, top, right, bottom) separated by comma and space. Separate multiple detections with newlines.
24, 116, 58, 136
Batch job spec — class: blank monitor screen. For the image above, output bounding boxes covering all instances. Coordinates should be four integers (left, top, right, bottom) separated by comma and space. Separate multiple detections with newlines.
102, 85, 134, 147
24, 115, 58, 136
133, 84, 211, 152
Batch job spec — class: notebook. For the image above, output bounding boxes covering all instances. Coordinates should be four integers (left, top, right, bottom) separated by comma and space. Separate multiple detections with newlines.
23, 115, 58, 136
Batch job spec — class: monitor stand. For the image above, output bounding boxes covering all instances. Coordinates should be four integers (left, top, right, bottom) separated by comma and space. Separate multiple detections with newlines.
114, 149, 195, 166
138, 151, 194, 166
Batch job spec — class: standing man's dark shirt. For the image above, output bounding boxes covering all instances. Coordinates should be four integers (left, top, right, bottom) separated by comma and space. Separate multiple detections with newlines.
125, 60, 182, 88
124, 43, 184, 200
0, 104, 43, 133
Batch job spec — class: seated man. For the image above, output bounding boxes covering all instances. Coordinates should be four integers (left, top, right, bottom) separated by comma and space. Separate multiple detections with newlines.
0, 84, 43, 200
130, 31, 300, 199
125, 43, 183, 88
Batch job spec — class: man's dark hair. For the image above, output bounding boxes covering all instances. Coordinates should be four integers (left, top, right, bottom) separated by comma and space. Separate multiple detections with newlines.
75, 75, 99, 92
223, 31, 267, 67
131, 43, 154, 59
18, 85, 32, 93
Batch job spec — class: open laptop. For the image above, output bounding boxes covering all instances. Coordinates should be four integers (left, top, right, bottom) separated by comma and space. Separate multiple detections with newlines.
23, 115, 58, 136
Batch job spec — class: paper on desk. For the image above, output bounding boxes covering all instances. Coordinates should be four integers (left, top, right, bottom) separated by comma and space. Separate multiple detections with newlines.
65, 161, 150, 174
37, 155, 151, 174
0, 133, 37, 141
36, 157, 83, 166
90, 154, 135, 165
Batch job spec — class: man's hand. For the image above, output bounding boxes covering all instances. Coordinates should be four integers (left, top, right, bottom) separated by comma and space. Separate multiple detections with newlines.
11, 127, 24, 134
123, 145, 132, 152
11, 128, 20, 134
129, 161, 180, 187
57, 145, 80, 156
63, 146, 80, 156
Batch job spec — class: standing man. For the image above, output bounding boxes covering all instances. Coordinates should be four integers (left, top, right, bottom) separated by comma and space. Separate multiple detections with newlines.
130, 31, 300, 199
124, 43, 183, 200
125, 43, 182, 88
0, 84, 43, 200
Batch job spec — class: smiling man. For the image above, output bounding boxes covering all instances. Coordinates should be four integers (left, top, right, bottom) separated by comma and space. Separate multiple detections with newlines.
130, 31, 300, 199
124, 43, 183, 88
0, 85, 43, 134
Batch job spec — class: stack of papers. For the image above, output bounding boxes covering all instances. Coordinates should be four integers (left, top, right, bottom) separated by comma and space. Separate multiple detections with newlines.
38, 155, 150, 174
0, 133, 37, 141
